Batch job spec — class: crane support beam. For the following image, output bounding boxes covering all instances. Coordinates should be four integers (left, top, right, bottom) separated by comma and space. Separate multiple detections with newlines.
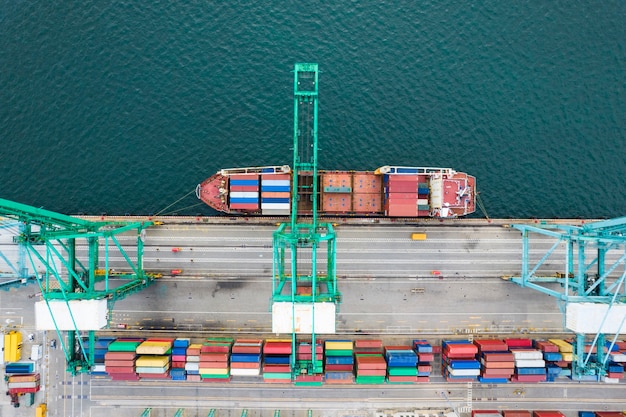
0, 197, 156, 374
510, 219, 626, 378
271, 64, 341, 379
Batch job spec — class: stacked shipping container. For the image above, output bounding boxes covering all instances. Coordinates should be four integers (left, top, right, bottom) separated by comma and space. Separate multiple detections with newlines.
442, 340, 480, 382
323, 340, 353, 384
231, 338, 263, 377
104, 338, 142, 381
413, 340, 434, 382
384, 344, 418, 383
171, 338, 189, 381
474, 339, 514, 383
185, 343, 203, 382
229, 174, 259, 211
199, 337, 233, 382
261, 174, 290, 215
384, 175, 430, 217
262, 339, 292, 383
135, 339, 173, 379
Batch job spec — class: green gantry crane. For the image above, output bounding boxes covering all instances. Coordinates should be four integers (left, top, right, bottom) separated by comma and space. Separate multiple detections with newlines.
0, 198, 158, 374
272, 63, 341, 380
509, 217, 626, 379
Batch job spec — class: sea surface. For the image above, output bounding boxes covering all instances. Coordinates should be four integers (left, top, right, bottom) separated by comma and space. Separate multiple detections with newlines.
1, 1, 625, 218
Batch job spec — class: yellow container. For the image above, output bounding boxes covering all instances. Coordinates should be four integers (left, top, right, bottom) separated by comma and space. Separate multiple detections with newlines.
136, 341, 172, 355
325, 341, 353, 350
135, 355, 170, 368
411, 233, 427, 241
548, 339, 573, 353
4, 331, 22, 363
36, 403, 47, 417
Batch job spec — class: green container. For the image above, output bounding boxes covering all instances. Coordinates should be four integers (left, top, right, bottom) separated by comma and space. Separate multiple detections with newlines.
387, 367, 418, 376
295, 380, 323, 386
263, 372, 292, 379
355, 375, 386, 384
200, 373, 230, 379
107, 341, 141, 352
325, 349, 353, 356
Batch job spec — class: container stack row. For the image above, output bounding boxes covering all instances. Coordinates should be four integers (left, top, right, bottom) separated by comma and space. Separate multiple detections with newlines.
385, 344, 418, 383
229, 174, 259, 211
104, 338, 142, 381
413, 340, 434, 382
199, 337, 233, 382
231, 338, 263, 377
261, 173, 290, 215
384, 174, 430, 217
262, 339, 292, 383
135, 338, 173, 379
185, 343, 203, 381
547, 338, 574, 379
170, 338, 189, 381
324, 340, 353, 384
474, 339, 514, 383
442, 340, 480, 382
355, 351, 387, 384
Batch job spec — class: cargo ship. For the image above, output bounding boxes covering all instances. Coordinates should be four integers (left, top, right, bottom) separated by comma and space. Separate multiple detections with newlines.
196, 165, 476, 218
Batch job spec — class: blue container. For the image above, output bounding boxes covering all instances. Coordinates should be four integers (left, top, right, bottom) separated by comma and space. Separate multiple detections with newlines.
325, 356, 354, 365
578, 412, 595, 417
412, 341, 433, 353
261, 185, 290, 192
543, 352, 562, 361
174, 339, 190, 348
442, 340, 473, 349
605, 342, 620, 352
261, 197, 290, 204
478, 377, 508, 383
515, 367, 546, 375
448, 360, 480, 370
263, 355, 290, 365
417, 187, 430, 195
386, 352, 418, 367
608, 362, 624, 373
230, 197, 258, 204
172, 347, 187, 356
230, 179, 258, 186
546, 364, 562, 374
231, 353, 261, 363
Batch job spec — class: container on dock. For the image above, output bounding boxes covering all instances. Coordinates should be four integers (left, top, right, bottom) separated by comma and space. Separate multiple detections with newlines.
263, 339, 292, 383
199, 338, 233, 382
442, 340, 480, 382
355, 354, 387, 384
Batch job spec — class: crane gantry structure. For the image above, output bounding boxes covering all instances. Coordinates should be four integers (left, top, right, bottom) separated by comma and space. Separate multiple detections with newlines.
509, 217, 626, 379
0, 197, 157, 374
272, 63, 341, 380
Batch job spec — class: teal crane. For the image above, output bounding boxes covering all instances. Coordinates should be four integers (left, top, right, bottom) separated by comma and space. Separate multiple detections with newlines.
0, 218, 36, 289
0, 198, 158, 374
509, 217, 626, 379
272, 63, 341, 379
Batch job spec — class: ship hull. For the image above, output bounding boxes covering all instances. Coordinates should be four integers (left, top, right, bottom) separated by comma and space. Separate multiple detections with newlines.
197, 165, 476, 218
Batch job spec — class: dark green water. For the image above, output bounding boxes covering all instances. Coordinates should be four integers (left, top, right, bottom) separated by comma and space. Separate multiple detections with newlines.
2, 1, 625, 218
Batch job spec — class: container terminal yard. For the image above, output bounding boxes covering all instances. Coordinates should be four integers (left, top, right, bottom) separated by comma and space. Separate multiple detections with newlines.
3, 64, 626, 416
2, 215, 626, 417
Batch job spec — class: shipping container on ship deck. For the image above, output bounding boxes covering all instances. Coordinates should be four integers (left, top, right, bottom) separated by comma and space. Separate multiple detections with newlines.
228, 174, 259, 211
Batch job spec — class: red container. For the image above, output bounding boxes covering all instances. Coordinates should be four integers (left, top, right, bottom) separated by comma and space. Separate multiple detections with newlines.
594, 413, 625, 417
482, 360, 515, 369
263, 342, 292, 354
474, 339, 509, 352
263, 365, 290, 373
481, 368, 514, 377
532, 412, 565, 417
386, 202, 418, 217
355, 355, 387, 370
354, 340, 383, 349
200, 345, 230, 354
417, 365, 432, 373
230, 203, 259, 210
262, 174, 290, 181
418, 353, 434, 362
416, 376, 430, 383
325, 364, 353, 371
199, 353, 229, 361
105, 351, 136, 360
504, 338, 533, 348
387, 175, 418, 193
230, 174, 258, 181
482, 352, 515, 362
231, 362, 260, 369
356, 368, 386, 376
297, 344, 323, 354
384, 345, 413, 352
230, 185, 259, 192
105, 360, 136, 367
295, 375, 323, 382
472, 411, 501, 417
110, 373, 140, 381
445, 344, 478, 356
534, 340, 559, 353
232, 346, 262, 354
138, 372, 170, 379
512, 374, 547, 383
105, 366, 136, 374
387, 375, 418, 383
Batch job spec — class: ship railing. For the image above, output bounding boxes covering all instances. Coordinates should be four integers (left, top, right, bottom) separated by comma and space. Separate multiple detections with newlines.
376, 166, 457, 176
220, 165, 291, 176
